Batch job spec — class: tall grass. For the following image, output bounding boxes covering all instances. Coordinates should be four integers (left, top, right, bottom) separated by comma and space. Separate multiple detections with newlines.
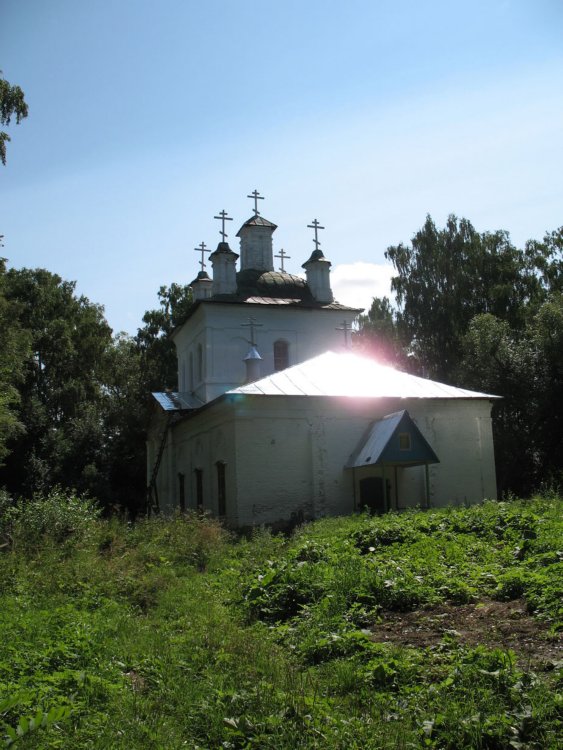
0, 491, 561, 748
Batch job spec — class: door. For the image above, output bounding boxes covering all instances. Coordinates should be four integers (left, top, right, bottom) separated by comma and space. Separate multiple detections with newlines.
359, 477, 388, 514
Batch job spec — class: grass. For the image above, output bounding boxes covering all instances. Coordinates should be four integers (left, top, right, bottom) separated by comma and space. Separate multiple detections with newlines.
0, 490, 561, 748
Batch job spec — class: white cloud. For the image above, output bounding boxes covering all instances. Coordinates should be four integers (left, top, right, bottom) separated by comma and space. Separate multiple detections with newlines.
331, 262, 395, 313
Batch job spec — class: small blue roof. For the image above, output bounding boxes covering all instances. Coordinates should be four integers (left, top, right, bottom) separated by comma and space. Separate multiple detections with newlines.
346, 410, 439, 468
152, 392, 205, 412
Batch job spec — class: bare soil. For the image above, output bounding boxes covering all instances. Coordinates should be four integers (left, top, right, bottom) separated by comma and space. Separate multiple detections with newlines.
369, 599, 562, 670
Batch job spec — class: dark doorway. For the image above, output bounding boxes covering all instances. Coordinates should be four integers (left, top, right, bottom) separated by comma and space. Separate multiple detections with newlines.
359, 476, 388, 514
195, 468, 203, 511
178, 473, 185, 512
216, 462, 226, 516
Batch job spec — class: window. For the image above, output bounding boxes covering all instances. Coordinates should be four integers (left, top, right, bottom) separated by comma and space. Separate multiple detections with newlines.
273, 340, 289, 371
399, 433, 411, 451
216, 461, 226, 516
194, 468, 203, 510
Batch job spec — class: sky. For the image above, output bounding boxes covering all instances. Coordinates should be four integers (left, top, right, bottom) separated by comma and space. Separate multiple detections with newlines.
1, 0, 562, 335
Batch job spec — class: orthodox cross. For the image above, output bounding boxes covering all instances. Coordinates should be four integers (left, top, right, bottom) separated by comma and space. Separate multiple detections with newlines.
213, 210, 233, 242
336, 320, 352, 349
241, 317, 263, 347
247, 189, 264, 216
274, 248, 290, 272
307, 219, 325, 251
194, 241, 209, 271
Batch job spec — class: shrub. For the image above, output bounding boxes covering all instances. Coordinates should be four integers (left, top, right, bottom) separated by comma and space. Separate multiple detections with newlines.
3, 488, 100, 550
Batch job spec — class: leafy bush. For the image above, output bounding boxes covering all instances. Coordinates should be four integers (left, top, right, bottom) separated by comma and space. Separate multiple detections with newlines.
1, 488, 100, 550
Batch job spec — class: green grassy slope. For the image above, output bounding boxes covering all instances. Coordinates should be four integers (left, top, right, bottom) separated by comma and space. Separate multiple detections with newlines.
0, 493, 561, 749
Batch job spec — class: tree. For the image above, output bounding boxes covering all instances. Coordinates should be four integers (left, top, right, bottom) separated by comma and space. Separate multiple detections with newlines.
353, 296, 405, 366
385, 215, 542, 382
525, 227, 563, 296
0, 268, 113, 498
460, 295, 563, 495
101, 334, 148, 514
0, 258, 30, 464
135, 282, 193, 391
0, 73, 28, 165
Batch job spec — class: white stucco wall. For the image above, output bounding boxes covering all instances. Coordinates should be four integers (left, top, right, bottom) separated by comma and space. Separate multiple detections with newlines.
152, 393, 497, 526
148, 402, 237, 518
173, 302, 359, 403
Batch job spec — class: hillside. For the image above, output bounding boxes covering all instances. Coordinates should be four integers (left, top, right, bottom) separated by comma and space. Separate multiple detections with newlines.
0, 492, 561, 748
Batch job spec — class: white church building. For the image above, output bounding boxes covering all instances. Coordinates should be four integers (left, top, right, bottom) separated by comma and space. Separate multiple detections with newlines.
147, 194, 498, 526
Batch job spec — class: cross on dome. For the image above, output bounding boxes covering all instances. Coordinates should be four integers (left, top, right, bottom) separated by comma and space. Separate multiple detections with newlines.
213, 210, 233, 242
307, 219, 325, 251
194, 241, 209, 271
247, 189, 264, 216
275, 248, 291, 272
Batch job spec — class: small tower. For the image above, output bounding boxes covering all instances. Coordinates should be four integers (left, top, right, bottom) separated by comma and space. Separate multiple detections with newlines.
302, 219, 333, 303
241, 316, 263, 383
243, 345, 262, 383
210, 241, 239, 295
237, 190, 277, 272
189, 271, 213, 300
191, 241, 214, 300
237, 216, 277, 271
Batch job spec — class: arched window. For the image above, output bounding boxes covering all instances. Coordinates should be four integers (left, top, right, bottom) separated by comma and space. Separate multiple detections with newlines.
188, 352, 194, 390
273, 340, 289, 371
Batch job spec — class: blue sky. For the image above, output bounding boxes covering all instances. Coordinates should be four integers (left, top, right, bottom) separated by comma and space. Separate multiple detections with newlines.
1, 0, 562, 334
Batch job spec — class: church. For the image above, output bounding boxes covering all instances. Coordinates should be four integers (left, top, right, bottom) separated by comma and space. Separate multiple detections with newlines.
147, 193, 498, 526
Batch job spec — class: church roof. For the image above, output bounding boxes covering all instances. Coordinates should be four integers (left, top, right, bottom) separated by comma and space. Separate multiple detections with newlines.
236, 268, 313, 301
236, 215, 278, 234
191, 268, 361, 311
228, 351, 499, 400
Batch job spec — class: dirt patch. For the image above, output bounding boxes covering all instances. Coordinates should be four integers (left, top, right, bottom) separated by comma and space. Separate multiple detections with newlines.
369, 599, 562, 670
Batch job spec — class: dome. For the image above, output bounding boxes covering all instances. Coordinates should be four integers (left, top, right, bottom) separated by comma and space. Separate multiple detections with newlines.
236, 269, 314, 302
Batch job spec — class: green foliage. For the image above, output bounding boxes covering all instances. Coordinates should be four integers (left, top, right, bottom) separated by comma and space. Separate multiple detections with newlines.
0, 263, 193, 513
384, 214, 542, 381
354, 296, 405, 366
242, 498, 563, 631
0, 268, 113, 499
461, 294, 563, 494
0, 73, 28, 166
0, 260, 30, 466
0, 488, 100, 551
0, 492, 561, 747
135, 282, 193, 391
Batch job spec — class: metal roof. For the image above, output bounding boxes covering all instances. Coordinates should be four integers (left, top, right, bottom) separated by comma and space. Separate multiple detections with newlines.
236, 269, 313, 301
152, 391, 205, 411
346, 410, 440, 468
228, 351, 499, 400
236, 215, 278, 234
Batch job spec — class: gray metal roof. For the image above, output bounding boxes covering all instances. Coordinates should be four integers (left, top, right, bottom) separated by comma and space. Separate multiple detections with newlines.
236, 215, 278, 234
152, 391, 205, 411
228, 351, 499, 400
